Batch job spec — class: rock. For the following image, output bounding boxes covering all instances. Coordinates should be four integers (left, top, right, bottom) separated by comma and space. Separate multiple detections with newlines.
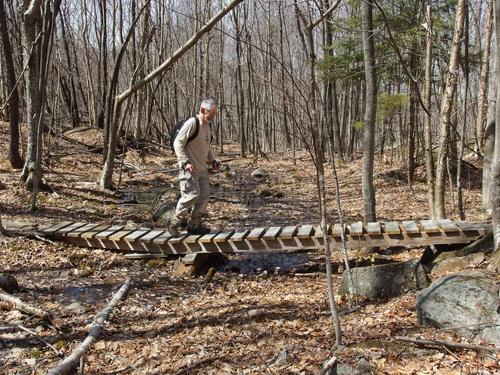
64, 301, 86, 315
339, 260, 429, 300
259, 189, 272, 197
0, 274, 19, 293
335, 363, 361, 375
487, 250, 500, 273
272, 346, 292, 366
251, 168, 268, 178
64, 127, 103, 147
247, 309, 264, 318
273, 191, 284, 198
416, 272, 500, 345
357, 358, 372, 374
421, 234, 493, 265
0, 181, 6, 190
431, 253, 485, 277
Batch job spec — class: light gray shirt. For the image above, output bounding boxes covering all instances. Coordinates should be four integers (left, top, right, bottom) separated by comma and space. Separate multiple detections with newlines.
173, 115, 215, 175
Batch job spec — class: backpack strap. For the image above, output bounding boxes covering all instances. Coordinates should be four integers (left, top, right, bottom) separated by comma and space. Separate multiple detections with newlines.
186, 116, 200, 145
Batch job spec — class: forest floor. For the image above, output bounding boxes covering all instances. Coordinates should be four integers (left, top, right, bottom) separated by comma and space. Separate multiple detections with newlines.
0, 124, 498, 374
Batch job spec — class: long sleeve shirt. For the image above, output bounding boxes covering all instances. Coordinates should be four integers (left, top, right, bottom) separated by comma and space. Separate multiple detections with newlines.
173, 115, 215, 175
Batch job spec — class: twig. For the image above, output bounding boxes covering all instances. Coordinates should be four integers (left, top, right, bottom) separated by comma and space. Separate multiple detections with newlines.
0, 291, 55, 323
394, 336, 499, 353
16, 324, 62, 356
47, 279, 131, 375
318, 355, 337, 375
35, 234, 56, 244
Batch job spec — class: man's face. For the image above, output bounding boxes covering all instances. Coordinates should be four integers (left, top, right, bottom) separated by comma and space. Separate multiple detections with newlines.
202, 105, 217, 123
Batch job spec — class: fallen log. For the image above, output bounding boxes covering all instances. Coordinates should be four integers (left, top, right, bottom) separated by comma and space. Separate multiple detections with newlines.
47, 279, 131, 375
394, 336, 500, 353
0, 291, 55, 323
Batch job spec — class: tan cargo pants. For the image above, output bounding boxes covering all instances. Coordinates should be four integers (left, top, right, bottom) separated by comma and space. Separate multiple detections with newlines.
173, 170, 210, 225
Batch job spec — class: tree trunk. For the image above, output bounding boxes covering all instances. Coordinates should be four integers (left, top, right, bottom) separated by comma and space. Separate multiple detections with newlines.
20, 0, 49, 190
361, 0, 377, 222
423, 5, 435, 218
475, 0, 493, 155
0, 0, 23, 168
492, 0, 500, 251
434, 0, 466, 218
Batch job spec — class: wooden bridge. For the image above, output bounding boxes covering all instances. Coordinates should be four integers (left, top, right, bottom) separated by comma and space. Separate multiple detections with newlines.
34, 220, 490, 256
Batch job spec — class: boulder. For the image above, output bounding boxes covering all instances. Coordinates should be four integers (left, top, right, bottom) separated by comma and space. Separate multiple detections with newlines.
416, 272, 500, 345
487, 249, 500, 273
251, 168, 268, 178
339, 260, 429, 300
421, 233, 493, 265
431, 252, 485, 277
0, 274, 19, 293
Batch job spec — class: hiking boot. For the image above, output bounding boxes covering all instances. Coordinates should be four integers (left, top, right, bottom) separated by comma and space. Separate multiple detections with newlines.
165, 217, 180, 236
187, 221, 211, 235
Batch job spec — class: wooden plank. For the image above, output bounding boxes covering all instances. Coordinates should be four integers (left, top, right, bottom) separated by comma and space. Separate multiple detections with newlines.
199, 230, 221, 243
384, 221, 401, 235
80, 224, 111, 239
297, 225, 314, 239
124, 228, 150, 241
58, 222, 89, 236
366, 222, 381, 235
39, 221, 73, 234
314, 225, 324, 237
279, 226, 298, 239
246, 227, 266, 241
455, 221, 488, 232
330, 224, 343, 237
420, 220, 440, 233
66, 223, 101, 238
436, 219, 460, 233
95, 226, 124, 239
184, 234, 203, 244
168, 233, 189, 253
152, 231, 173, 245
262, 226, 282, 240
138, 230, 165, 243
214, 230, 235, 243
109, 230, 134, 241
402, 220, 420, 234
228, 229, 250, 242
348, 221, 364, 236
168, 233, 189, 244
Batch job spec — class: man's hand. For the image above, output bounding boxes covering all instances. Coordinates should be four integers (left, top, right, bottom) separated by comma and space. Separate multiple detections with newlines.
184, 163, 195, 173
211, 160, 221, 173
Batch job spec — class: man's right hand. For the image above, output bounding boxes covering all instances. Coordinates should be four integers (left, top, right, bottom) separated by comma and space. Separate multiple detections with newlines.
184, 163, 194, 173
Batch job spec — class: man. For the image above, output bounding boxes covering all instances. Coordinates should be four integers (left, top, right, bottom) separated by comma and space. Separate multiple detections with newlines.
166, 99, 219, 236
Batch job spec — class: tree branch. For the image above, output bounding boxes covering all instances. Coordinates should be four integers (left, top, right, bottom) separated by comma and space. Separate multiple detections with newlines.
47, 279, 131, 375
372, 0, 430, 116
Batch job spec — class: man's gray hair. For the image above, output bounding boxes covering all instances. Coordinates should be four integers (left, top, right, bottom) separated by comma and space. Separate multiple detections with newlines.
200, 99, 216, 111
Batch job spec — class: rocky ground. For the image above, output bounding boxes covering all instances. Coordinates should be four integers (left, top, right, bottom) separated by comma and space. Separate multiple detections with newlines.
0, 124, 498, 374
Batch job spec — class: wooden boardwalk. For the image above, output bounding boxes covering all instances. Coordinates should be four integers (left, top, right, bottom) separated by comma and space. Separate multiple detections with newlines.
33, 220, 490, 255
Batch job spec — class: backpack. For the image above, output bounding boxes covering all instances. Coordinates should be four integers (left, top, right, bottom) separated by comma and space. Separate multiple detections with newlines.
169, 116, 200, 152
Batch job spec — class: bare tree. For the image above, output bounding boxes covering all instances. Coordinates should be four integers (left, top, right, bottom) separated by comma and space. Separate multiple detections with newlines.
361, 0, 377, 222
423, 5, 435, 218
492, 0, 500, 251
475, 0, 493, 155
99, 0, 244, 189
20, 0, 61, 197
0, 0, 23, 168
434, 0, 466, 218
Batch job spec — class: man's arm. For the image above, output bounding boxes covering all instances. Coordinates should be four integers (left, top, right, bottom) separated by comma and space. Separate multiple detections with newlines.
207, 147, 216, 164
173, 118, 197, 168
